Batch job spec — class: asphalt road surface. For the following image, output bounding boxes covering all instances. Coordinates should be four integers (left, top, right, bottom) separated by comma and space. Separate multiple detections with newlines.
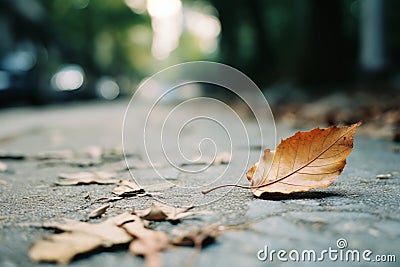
0, 100, 399, 267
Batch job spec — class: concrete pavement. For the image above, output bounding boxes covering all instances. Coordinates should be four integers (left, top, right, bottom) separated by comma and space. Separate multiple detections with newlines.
0, 100, 399, 267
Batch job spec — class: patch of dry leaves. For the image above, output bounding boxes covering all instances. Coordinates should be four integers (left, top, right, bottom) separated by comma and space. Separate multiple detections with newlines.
30, 123, 364, 266
29, 203, 215, 267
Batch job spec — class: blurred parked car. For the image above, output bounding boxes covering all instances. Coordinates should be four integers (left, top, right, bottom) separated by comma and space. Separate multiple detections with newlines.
0, 0, 117, 106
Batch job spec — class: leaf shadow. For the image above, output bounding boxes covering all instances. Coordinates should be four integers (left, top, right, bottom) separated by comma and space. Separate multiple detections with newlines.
257, 191, 342, 201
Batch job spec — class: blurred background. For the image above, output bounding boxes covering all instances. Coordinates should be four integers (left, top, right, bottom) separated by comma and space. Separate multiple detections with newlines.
0, 0, 399, 139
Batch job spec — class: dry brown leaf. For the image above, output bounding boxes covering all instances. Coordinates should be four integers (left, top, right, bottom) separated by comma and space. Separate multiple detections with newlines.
29, 231, 103, 264
55, 171, 118, 185
43, 213, 137, 245
112, 179, 145, 196
122, 221, 170, 267
171, 225, 221, 248
29, 212, 140, 264
203, 122, 361, 196
247, 122, 361, 196
135, 202, 211, 221
88, 204, 110, 219
93, 196, 123, 204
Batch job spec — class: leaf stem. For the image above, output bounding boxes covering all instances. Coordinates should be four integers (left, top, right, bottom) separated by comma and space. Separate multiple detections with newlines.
201, 184, 252, 194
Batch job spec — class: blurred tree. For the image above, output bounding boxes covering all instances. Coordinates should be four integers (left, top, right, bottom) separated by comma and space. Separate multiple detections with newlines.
42, 0, 152, 81
211, 0, 274, 85
295, 0, 357, 87
211, 0, 362, 88
360, 0, 386, 73
4, 0, 399, 93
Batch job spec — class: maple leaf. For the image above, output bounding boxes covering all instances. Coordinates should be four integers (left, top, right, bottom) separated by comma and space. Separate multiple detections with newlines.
203, 122, 361, 196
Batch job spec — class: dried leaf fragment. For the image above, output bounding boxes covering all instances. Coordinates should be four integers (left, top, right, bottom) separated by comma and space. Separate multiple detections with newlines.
247, 122, 361, 196
171, 225, 221, 248
55, 171, 118, 185
376, 173, 392, 179
0, 161, 7, 172
34, 150, 74, 160
30, 212, 140, 264
182, 152, 231, 166
122, 221, 170, 267
93, 196, 123, 204
43, 214, 136, 245
88, 204, 110, 219
112, 179, 144, 196
135, 202, 210, 221
29, 231, 102, 264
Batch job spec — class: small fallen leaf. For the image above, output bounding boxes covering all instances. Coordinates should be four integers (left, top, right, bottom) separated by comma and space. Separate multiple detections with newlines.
112, 179, 145, 196
30, 212, 139, 264
122, 221, 170, 267
171, 225, 221, 248
88, 204, 110, 219
34, 150, 74, 160
93, 196, 123, 204
182, 152, 231, 166
376, 173, 392, 179
84, 146, 103, 160
134, 202, 211, 221
43, 213, 137, 245
203, 122, 361, 196
29, 231, 102, 264
0, 161, 7, 172
135, 203, 191, 221
247, 122, 361, 196
55, 171, 118, 185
